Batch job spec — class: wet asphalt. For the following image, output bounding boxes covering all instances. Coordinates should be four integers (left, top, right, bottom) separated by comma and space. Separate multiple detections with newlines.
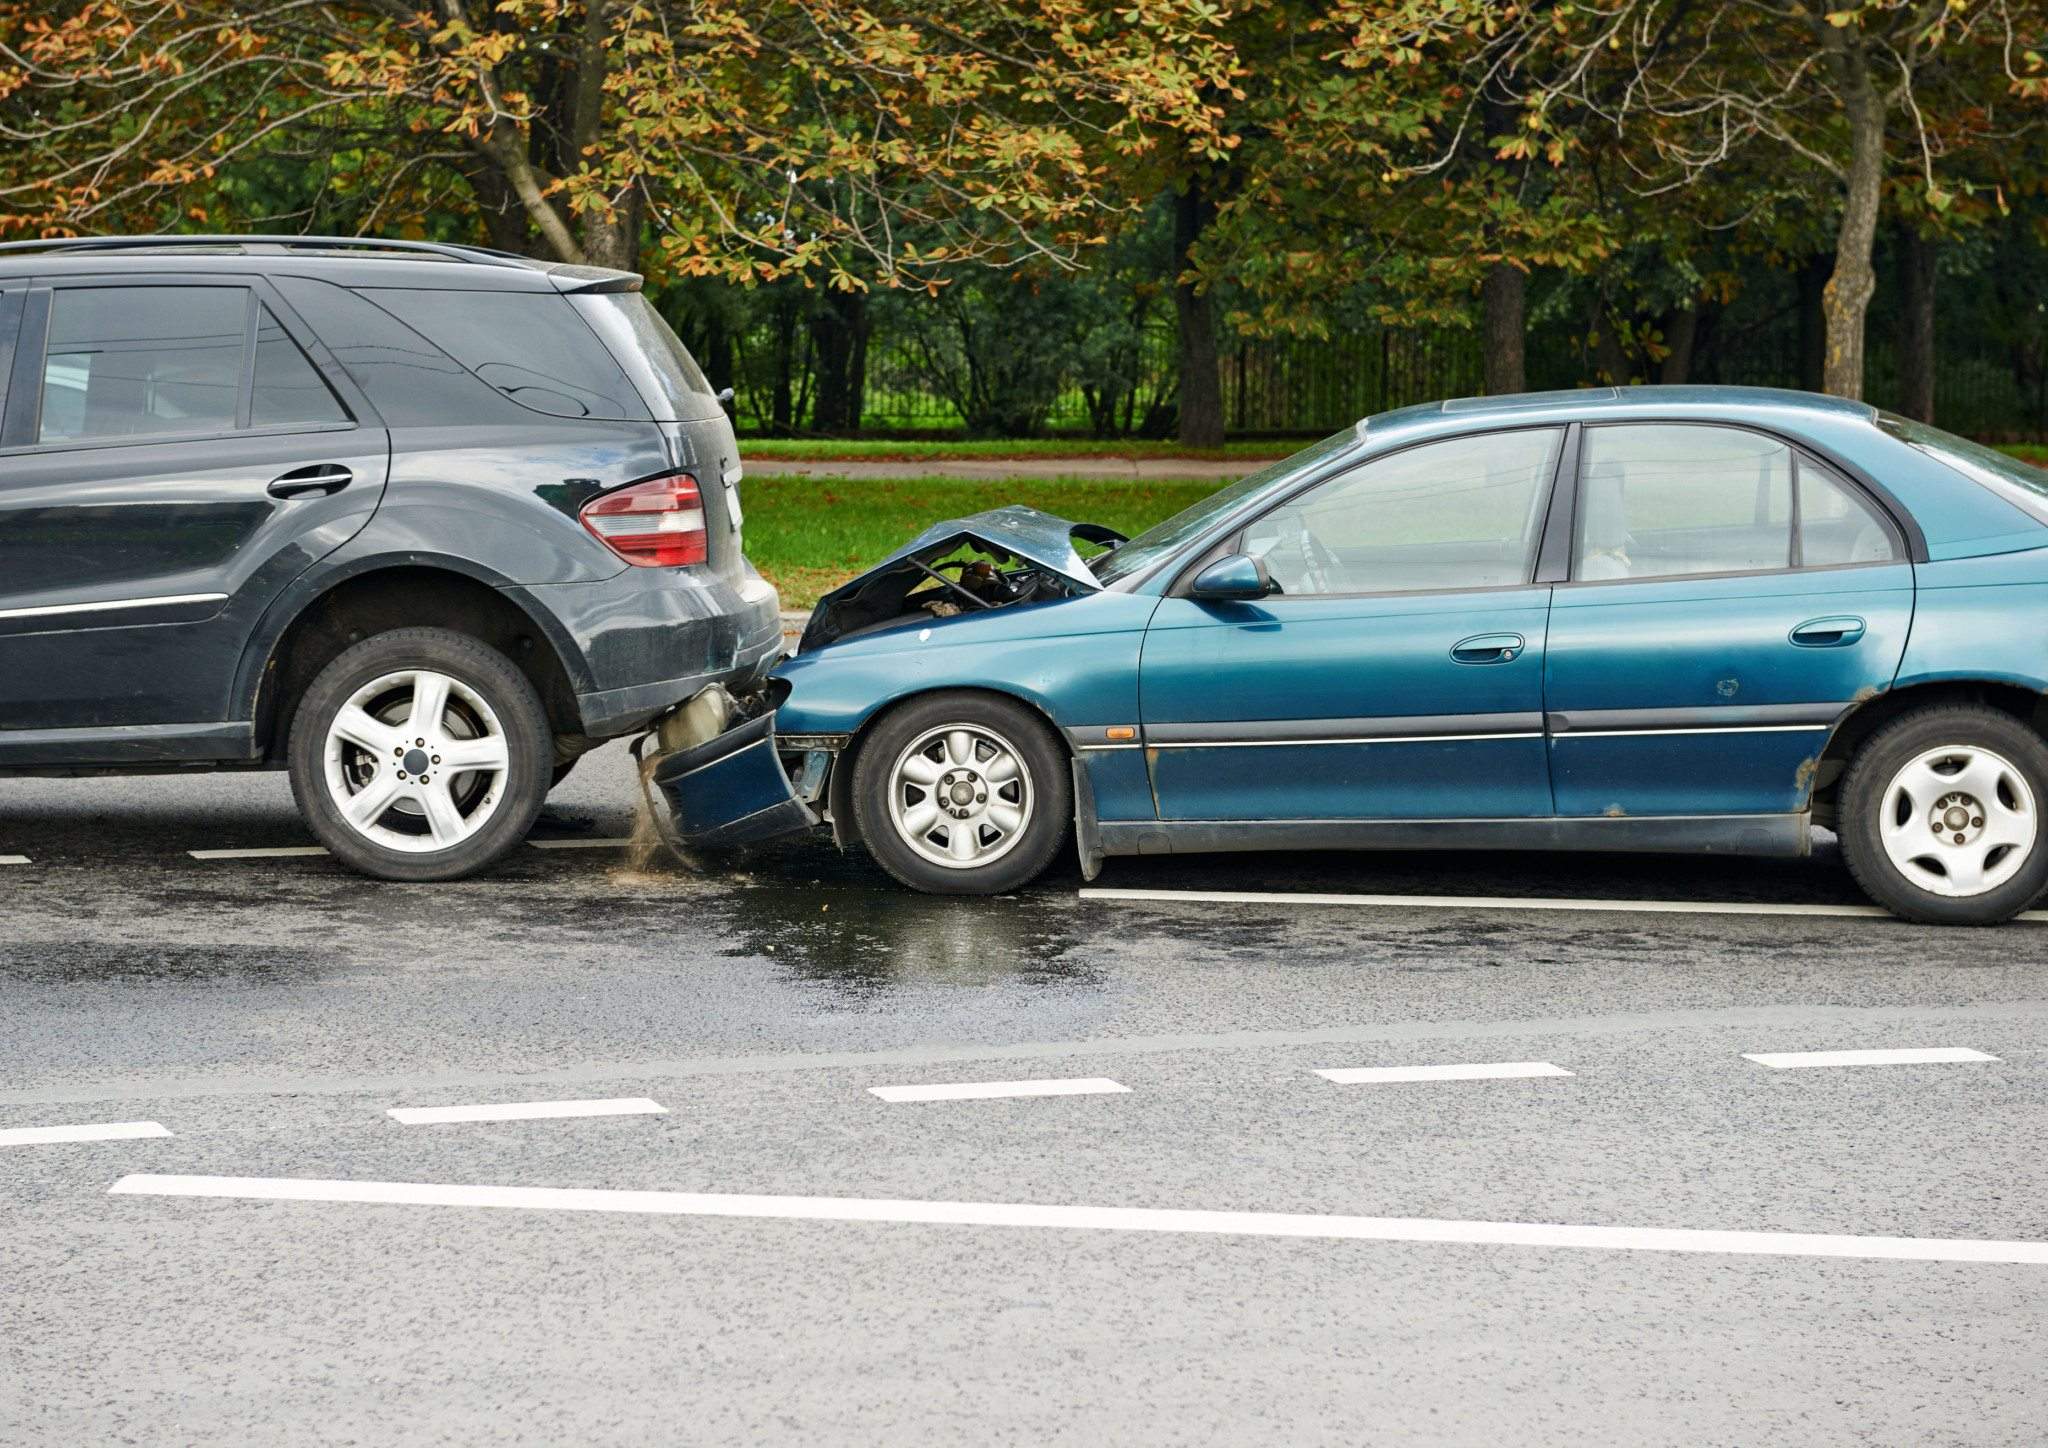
3, 743, 2046, 1445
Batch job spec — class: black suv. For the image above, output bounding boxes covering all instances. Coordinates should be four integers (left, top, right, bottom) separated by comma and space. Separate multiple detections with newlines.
0, 235, 780, 879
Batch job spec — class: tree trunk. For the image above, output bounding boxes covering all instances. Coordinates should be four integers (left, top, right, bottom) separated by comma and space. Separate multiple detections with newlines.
1897, 222, 1937, 423
1658, 306, 1700, 385
809, 289, 868, 433
1819, 39, 1885, 400
579, 185, 641, 272
1172, 178, 1225, 448
1482, 265, 1526, 394
1796, 255, 1830, 392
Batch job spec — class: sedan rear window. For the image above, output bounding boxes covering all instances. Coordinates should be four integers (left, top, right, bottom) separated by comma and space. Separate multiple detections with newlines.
1881, 413, 2048, 526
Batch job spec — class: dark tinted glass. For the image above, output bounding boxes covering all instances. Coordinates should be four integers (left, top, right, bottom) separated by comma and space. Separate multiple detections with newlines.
40, 285, 246, 443
0, 288, 21, 408
366, 288, 649, 421
272, 276, 515, 428
252, 304, 348, 427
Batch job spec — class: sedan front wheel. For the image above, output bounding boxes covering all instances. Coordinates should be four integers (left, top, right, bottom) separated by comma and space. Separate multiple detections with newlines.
852, 692, 1071, 895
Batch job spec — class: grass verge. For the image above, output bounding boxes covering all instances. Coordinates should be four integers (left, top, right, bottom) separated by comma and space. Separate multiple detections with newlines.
742, 473, 1216, 609
738, 436, 1293, 463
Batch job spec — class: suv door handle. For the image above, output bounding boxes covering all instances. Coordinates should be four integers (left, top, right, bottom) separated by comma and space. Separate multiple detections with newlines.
1790, 616, 1866, 648
1450, 632, 1526, 664
268, 464, 353, 499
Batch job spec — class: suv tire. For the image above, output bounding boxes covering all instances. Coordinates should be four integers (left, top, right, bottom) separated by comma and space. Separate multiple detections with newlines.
288, 628, 551, 882
851, 692, 1070, 895
1839, 704, 2048, 925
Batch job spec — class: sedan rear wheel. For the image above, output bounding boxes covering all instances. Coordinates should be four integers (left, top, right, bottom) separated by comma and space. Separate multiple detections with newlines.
853, 692, 1070, 895
1839, 704, 2048, 925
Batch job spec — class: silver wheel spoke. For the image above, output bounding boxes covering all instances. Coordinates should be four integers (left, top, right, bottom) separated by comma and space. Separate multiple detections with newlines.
419, 781, 467, 846
407, 671, 453, 738
900, 801, 939, 837
947, 823, 980, 861
332, 706, 400, 757
986, 801, 1024, 835
439, 735, 508, 773
982, 751, 1020, 785
899, 753, 944, 786
1944, 849, 1990, 895
945, 730, 973, 767
344, 772, 404, 829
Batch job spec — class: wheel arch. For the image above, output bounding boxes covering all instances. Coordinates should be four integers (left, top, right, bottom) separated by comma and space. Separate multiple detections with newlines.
244, 562, 588, 763
1810, 677, 2048, 828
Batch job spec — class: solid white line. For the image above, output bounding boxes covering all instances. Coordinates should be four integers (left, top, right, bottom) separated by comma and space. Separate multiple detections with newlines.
0, 854, 27, 865
1743, 1047, 2000, 1070
1, 1120, 171, 1147
868, 1077, 1130, 1103
107, 1174, 2048, 1265
388, 1096, 667, 1125
1317, 1061, 1573, 1084
189, 846, 330, 860
1081, 887, 2048, 924
527, 837, 638, 850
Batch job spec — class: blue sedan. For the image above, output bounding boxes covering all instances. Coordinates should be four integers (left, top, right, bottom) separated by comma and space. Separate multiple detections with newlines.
656, 386, 2048, 925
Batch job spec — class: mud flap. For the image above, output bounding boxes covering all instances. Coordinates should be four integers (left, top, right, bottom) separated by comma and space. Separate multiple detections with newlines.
647, 710, 818, 849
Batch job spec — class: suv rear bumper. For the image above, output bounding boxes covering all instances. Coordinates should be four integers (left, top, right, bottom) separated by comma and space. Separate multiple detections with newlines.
514, 562, 783, 739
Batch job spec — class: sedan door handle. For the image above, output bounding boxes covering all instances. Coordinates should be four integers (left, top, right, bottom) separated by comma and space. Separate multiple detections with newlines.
1790, 616, 1866, 648
268, 464, 353, 500
1450, 632, 1526, 665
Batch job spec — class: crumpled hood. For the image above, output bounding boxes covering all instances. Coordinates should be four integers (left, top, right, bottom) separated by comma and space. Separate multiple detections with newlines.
800, 506, 1116, 652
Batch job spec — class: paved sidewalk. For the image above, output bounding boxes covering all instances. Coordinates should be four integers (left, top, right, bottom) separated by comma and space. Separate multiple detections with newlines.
747, 456, 1273, 483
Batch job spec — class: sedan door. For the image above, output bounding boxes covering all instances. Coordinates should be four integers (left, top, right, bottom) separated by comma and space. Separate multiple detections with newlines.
0, 278, 388, 743
1137, 426, 1566, 822
1544, 422, 1913, 817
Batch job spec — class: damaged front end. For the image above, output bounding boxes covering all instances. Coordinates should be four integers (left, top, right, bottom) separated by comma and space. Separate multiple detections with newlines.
641, 506, 1119, 855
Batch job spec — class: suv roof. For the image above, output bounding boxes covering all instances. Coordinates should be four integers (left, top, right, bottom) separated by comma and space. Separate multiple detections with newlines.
0, 234, 640, 293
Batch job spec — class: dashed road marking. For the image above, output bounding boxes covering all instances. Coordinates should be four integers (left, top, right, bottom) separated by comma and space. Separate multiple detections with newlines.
2, 1121, 172, 1147
1082, 887, 2048, 923
388, 1096, 667, 1125
0, 854, 28, 865
189, 846, 330, 860
868, 1077, 1130, 1103
1743, 1047, 2000, 1070
108, 1174, 2048, 1265
1316, 1061, 1574, 1084
528, 837, 637, 850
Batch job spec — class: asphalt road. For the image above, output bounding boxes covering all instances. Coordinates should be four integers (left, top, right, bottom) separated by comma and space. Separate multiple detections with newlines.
4, 743, 2046, 1445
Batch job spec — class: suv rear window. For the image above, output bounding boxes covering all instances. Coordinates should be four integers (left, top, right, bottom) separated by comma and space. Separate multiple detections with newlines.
570, 292, 720, 420
365, 288, 650, 421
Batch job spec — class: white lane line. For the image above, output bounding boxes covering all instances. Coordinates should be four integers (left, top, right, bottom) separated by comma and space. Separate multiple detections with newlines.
189, 846, 330, 860
1317, 1061, 1573, 1084
1743, 1047, 2000, 1070
0, 854, 28, 865
868, 1077, 1130, 1103
1083, 887, 2048, 923
528, 837, 637, 850
388, 1096, 667, 1125
2, 1120, 172, 1147
108, 1174, 2048, 1266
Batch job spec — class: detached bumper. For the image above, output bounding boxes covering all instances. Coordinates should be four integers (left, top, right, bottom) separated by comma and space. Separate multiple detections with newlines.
649, 710, 819, 848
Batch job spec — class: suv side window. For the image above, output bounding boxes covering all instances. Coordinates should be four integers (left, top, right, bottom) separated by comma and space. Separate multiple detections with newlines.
1241, 427, 1562, 596
0, 288, 22, 411
40, 286, 246, 443
362, 288, 650, 421
251, 303, 348, 427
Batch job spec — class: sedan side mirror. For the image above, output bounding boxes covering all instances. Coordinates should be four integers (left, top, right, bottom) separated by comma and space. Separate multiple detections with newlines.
1189, 553, 1276, 601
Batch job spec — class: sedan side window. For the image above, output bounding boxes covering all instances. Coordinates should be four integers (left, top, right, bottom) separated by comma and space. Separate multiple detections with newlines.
1576, 424, 1792, 581
1797, 456, 1900, 566
40, 286, 248, 444
1241, 427, 1562, 596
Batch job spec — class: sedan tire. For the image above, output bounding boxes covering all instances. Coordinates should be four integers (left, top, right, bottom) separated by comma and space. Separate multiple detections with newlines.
288, 627, 553, 882
1839, 704, 2048, 925
852, 691, 1071, 895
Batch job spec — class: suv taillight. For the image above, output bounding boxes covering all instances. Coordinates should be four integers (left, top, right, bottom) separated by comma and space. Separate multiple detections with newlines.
580, 474, 707, 567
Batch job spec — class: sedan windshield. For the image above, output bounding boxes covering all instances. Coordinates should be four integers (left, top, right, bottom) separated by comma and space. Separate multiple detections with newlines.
1090, 426, 1364, 585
